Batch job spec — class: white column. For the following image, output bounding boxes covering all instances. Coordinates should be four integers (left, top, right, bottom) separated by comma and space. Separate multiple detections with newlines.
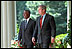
1, 1, 3, 48
7, 1, 12, 48
69, 1, 71, 16
67, 1, 71, 31
11, 1, 16, 39
1, 1, 16, 48
7, 1, 16, 48
14, 1, 17, 38
67, 1, 71, 48
1, 1, 8, 48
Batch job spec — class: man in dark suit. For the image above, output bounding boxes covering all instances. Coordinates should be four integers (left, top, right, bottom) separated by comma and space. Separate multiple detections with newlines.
18, 10, 36, 48
32, 5, 56, 48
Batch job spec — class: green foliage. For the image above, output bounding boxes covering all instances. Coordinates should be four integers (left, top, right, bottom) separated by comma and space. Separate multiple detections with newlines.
11, 40, 23, 48
54, 34, 67, 48
13, 24, 19, 40
62, 15, 71, 48
16, 24, 19, 34
68, 15, 71, 31
16, 1, 27, 25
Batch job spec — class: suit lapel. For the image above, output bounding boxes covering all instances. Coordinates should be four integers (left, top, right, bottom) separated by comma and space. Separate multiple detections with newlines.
39, 16, 41, 27
41, 14, 48, 29
38, 16, 41, 31
22, 21, 25, 31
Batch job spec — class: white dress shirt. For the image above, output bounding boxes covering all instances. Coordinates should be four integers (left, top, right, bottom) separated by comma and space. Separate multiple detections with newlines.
25, 18, 30, 24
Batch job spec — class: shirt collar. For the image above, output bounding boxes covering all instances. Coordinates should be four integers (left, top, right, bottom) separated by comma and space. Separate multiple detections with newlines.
41, 13, 46, 17
25, 18, 30, 23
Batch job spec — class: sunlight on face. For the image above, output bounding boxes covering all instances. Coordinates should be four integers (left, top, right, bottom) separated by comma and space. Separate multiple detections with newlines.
23, 11, 30, 19
38, 7, 43, 15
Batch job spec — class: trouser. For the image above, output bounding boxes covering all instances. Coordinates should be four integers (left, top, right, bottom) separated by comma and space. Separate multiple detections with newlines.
22, 43, 33, 48
27, 45, 33, 48
38, 43, 49, 48
22, 45, 27, 48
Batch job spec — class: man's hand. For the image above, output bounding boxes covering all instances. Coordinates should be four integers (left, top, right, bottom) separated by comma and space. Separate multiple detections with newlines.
32, 37, 35, 43
51, 36, 55, 43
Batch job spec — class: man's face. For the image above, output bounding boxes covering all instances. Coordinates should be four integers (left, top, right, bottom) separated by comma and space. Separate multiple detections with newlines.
23, 11, 30, 19
38, 7, 46, 15
38, 7, 43, 15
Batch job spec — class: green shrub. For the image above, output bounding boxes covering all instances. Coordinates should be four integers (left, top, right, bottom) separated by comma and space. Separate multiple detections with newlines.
16, 24, 19, 34
62, 16, 71, 48
54, 34, 67, 48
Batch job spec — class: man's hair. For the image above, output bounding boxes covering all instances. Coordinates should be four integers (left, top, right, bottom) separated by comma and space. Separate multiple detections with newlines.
24, 10, 30, 14
38, 5, 46, 10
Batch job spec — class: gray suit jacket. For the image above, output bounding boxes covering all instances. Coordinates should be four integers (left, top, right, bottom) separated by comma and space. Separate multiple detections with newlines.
18, 18, 36, 45
33, 14, 56, 44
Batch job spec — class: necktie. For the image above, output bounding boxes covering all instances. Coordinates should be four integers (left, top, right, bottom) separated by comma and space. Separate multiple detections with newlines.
25, 20, 27, 29
40, 16, 43, 29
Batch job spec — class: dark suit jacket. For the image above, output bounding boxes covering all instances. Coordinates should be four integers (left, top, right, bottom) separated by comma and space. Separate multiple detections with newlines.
18, 18, 36, 46
33, 14, 56, 44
